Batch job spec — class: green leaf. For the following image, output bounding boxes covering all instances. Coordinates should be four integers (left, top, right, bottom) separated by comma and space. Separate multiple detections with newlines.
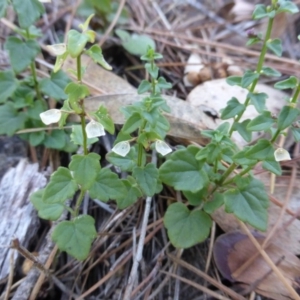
245, 139, 274, 160
117, 177, 142, 209
29, 131, 45, 146
203, 193, 224, 214
85, 44, 112, 70
67, 29, 89, 58
274, 76, 298, 89
145, 63, 159, 79
115, 29, 156, 56
261, 66, 281, 77
266, 39, 282, 57
262, 159, 282, 176
92, 105, 115, 134
133, 163, 158, 197
122, 112, 142, 134
224, 177, 269, 231
221, 97, 245, 120
247, 111, 275, 131
241, 70, 259, 88
70, 125, 98, 146
44, 130, 67, 150
52, 215, 97, 260
69, 153, 100, 190
137, 80, 151, 94
43, 167, 78, 203
248, 92, 267, 113
39, 70, 70, 100
89, 168, 126, 201
27, 99, 46, 120
277, 106, 299, 130
233, 120, 252, 143
291, 127, 300, 142
252, 4, 267, 19
233, 147, 257, 166
277, 0, 299, 14
31, 189, 64, 221
106, 146, 144, 172
164, 203, 212, 248
5, 37, 40, 73
157, 77, 172, 90
0, 102, 26, 135
183, 189, 206, 206
159, 146, 208, 192
226, 76, 242, 86
0, 0, 8, 18
0, 70, 19, 103
54, 51, 69, 73
65, 82, 90, 113
12, 0, 44, 29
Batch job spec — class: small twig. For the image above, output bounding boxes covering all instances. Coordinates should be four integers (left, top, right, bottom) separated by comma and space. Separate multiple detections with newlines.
205, 221, 216, 273
4, 249, 15, 300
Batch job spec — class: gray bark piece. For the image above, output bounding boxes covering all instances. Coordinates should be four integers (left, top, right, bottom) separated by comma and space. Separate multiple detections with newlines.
0, 159, 46, 280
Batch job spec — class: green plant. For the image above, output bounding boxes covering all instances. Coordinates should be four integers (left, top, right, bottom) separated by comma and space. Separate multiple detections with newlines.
18, 0, 300, 261
0, 0, 77, 152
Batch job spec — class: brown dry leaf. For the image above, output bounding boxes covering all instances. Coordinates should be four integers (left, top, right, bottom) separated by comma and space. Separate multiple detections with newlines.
214, 232, 300, 300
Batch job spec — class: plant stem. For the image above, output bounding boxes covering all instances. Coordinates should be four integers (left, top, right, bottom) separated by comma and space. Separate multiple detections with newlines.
74, 189, 86, 217
77, 55, 82, 82
229, 16, 275, 136
218, 163, 237, 185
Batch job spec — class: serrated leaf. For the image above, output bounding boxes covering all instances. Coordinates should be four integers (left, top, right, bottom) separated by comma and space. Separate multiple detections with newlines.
0, 102, 26, 135
133, 163, 158, 196
12, 0, 44, 29
261, 66, 281, 77
31, 189, 64, 221
159, 146, 208, 192
221, 97, 245, 120
274, 76, 298, 90
203, 193, 224, 214
277, 106, 299, 130
252, 4, 267, 19
0, 70, 19, 103
137, 80, 151, 94
5, 37, 40, 73
89, 168, 126, 201
183, 189, 206, 206
248, 92, 267, 113
44, 129, 67, 149
241, 70, 259, 88
67, 29, 89, 58
277, 0, 299, 14
43, 167, 78, 203
69, 153, 100, 190
39, 70, 70, 100
226, 76, 242, 86
266, 39, 282, 57
122, 112, 142, 134
85, 44, 112, 70
52, 215, 97, 260
233, 120, 252, 143
164, 203, 212, 248
247, 111, 275, 131
116, 29, 156, 56
117, 178, 142, 209
245, 139, 274, 160
224, 177, 269, 231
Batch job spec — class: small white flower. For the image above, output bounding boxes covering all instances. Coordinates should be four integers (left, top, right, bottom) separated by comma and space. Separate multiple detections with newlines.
40, 109, 61, 125
111, 141, 130, 157
274, 148, 291, 162
86, 120, 105, 138
39, 0, 51, 2
155, 140, 172, 156
46, 43, 66, 56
